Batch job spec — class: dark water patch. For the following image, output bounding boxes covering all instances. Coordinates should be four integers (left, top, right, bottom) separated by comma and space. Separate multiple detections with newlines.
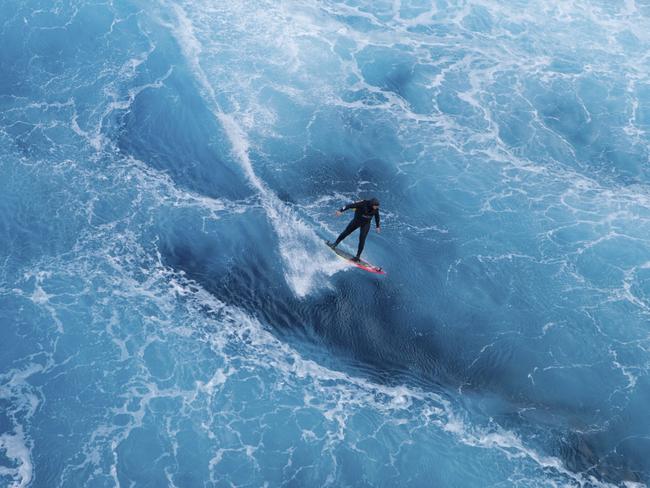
527, 77, 650, 185
573, 376, 650, 485
636, 83, 650, 127
561, 431, 649, 486
153, 194, 648, 485
158, 222, 452, 390
253, 124, 406, 205
276, 189, 295, 205
259, 149, 358, 197
157, 209, 272, 289
355, 45, 437, 115
356, 157, 399, 187
101, 20, 255, 201
163, 243, 648, 483
0, 1, 35, 98
116, 69, 252, 200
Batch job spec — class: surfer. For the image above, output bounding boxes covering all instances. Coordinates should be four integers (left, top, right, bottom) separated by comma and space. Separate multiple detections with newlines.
329, 198, 381, 261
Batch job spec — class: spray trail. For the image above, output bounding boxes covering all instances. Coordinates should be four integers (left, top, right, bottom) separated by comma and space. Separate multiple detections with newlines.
167, 2, 343, 297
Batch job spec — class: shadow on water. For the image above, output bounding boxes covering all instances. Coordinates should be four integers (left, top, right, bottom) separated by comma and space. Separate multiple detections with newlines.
158, 217, 451, 391
156, 212, 649, 485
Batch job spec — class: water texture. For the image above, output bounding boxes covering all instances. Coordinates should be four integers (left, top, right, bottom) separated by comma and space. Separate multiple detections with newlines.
1, 0, 650, 486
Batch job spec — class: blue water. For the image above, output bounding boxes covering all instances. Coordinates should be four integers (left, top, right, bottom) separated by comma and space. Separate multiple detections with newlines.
2, 0, 650, 486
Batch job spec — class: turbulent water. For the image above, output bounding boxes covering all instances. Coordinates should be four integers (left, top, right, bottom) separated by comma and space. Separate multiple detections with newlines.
2, 0, 650, 486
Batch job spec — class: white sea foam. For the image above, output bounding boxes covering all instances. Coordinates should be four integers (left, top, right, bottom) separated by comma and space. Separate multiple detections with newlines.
0, 427, 33, 488
0, 365, 42, 488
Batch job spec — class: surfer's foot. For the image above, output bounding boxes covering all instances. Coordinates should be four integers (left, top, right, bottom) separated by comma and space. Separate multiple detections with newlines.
328, 241, 338, 249
352, 256, 361, 262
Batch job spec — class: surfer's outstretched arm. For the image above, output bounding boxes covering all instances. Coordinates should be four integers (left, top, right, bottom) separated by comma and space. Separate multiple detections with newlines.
335, 201, 362, 217
339, 201, 363, 212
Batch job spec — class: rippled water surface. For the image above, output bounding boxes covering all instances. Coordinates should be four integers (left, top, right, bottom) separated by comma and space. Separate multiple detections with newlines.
2, 0, 650, 486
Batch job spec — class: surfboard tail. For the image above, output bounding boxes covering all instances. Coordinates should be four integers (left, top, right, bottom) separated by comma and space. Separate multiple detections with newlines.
325, 240, 385, 274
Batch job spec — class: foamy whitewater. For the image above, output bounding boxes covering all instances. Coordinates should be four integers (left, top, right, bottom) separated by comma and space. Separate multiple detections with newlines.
2, 0, 650, 486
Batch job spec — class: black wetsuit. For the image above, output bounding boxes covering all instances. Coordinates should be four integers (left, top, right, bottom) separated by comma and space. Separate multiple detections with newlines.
333, 200, 381, 258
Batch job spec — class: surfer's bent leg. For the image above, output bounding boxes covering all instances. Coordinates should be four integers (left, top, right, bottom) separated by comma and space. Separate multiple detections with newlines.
356, 222, 371, 258
334, 219, 360, 246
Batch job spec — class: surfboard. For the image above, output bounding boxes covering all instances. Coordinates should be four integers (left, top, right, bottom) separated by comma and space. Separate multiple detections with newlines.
326, 241, 385, 274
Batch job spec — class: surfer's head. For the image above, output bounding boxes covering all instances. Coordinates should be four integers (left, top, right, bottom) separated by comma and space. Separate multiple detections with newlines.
370, 198, 380, 209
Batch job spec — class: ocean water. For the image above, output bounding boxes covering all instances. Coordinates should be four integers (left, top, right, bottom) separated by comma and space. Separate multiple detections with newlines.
1, 0, 650, 486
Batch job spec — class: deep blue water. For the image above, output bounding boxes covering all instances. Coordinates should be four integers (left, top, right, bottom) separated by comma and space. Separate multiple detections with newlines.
2, 0, 650, 486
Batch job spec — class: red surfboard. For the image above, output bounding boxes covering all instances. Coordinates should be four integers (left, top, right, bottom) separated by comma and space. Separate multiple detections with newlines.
326, 241, 385, 274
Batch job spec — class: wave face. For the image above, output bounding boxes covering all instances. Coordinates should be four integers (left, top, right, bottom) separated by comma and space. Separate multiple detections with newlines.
2, 0, 650, 486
